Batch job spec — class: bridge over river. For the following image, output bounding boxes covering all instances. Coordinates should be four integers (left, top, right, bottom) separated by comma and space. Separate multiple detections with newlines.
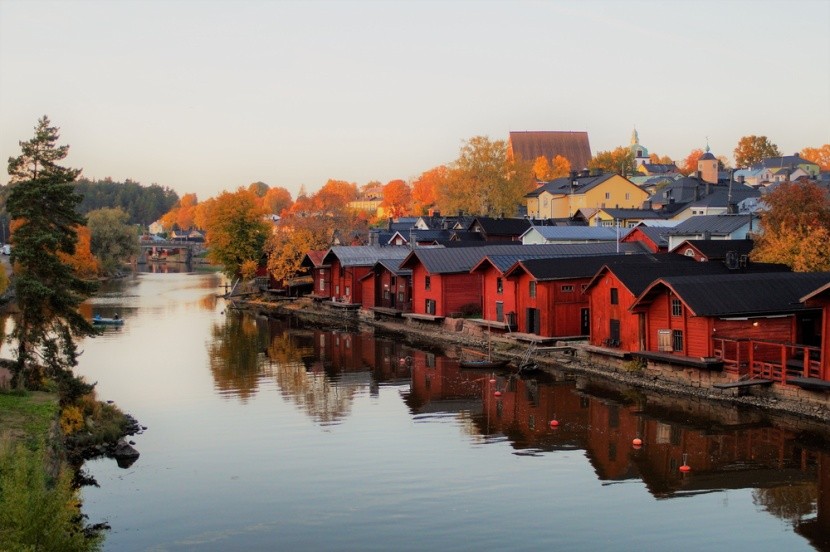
139, 240, 207, 264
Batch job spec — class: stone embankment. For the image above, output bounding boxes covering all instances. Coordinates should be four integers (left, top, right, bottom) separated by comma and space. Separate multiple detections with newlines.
234, 295, 830, 432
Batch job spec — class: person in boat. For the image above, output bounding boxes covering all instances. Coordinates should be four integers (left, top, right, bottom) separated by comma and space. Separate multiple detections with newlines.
113, 313, 120, 320
94, 314, 101, 321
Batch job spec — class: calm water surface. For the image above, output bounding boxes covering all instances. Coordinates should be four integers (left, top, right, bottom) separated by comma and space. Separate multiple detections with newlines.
76, 272, 830, 551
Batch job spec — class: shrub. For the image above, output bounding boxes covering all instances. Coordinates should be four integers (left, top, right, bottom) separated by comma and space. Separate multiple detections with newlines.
60, 405, 84, 435
0, 438, 103, 551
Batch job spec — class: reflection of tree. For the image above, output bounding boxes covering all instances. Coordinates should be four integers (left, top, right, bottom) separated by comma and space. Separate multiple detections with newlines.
752, 482, 817, 522
208, 312, 267, 401
272, 361, 360, 425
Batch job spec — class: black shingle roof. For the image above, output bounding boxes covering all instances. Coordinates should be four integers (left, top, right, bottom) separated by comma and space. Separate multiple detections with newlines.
586, 254, 789, 297
506, 253, 652, 281
323, 245, 412, 267
676, 239, 754, 259
403, 243, 648, 274
469, 217, 532, 236
646, 272, 830, 316
526, 173, 615, 198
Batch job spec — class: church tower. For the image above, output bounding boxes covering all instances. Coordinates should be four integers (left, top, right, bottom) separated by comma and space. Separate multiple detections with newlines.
630, 128, 649, 169
698, 141, 718, 184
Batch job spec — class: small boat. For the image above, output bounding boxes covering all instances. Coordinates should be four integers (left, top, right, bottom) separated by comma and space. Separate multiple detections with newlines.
92, 315, 124, 326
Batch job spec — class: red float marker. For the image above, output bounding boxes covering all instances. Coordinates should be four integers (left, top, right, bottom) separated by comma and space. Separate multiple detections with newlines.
549, 420, 559, 428
494, 391, 502, 397
632, 438, 643, 447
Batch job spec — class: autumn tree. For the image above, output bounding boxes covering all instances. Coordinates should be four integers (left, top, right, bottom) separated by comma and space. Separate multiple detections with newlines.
588, 147, 635, 176
202, 187, 270, 279
801, 144, 830, 170
681, 149, 704, 176
87, 208, 140, 275
312, 179, 358, 213
6, 116, 98, 389
648, 153, 674, 165
734, 135, 781, 168
160, 192, 199, 230
262, 186, 293, 215
247, 181, 269, 198
58, 225, 100, 279
532, 156, 551, 180
751, 181, 830, 272
436, 136, 534, 217
381, 179, 412, 218
549, 154, 572, 179
411, 166, 446, 214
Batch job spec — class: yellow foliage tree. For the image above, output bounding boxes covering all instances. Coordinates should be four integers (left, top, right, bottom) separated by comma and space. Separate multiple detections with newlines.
532, 156, 551, 180
800, 144, 830, 170
57, 225, 99, 279
411, 166, 445, 215
202, 187, 269, 279
550, 154, 572, 179
751, 181, 830, 272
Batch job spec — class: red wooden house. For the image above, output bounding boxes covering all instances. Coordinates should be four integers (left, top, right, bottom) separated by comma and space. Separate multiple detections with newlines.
359, 259, 412, 315
583, 255, 761, 351
620, 223, 670, 253
503, 255, 635, 338
800, 280, 830, 382
670, 239, 754, 263
470, 243, 650, 329
400, 247, 486, 319
320, 246, 410, 307
629, 272, 830, 379
301, 250, 330, 300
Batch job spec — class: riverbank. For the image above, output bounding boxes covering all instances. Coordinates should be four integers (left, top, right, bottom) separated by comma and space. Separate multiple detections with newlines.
234, 294, 830, 431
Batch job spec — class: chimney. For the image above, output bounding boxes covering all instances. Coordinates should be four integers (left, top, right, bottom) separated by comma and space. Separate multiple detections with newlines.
737, 175, 745, 184
694, 186, 701, 201
570, 170, 578, 179
428, 208, 434, 217
580, 168, 591, 178
387, 217, 393, 231
727, 203, 738, 214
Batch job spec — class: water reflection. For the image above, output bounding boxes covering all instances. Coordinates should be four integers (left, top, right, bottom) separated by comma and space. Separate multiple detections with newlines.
209, 315, 830, 550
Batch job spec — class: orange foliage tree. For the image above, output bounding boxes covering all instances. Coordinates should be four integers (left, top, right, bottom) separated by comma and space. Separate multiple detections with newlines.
202, 187, 269, 279
751, 181, 830, 271
411, 166, 445, 215
312, 180, 358, 213
160, 192, 199, 231
801, 144, 830, 170
588, 147, 634, 175
532, 156, 551, 180
381, 179, 412, 218
734, 135, 780, 168
262, 186, 293, 215
681, 149, 704, 175
57, 225, 99, 279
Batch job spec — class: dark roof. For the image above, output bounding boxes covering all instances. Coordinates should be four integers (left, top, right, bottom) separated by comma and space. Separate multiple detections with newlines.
585, 254, 789, 297
526, 173, 616, 198
508, 131, 592, 170
699, 152, 717, 160
405, 243, 648, 275
506, 253, 650, 281
376, 258, 411, 277
674, 239, 754, 260
751, 154, 819, 170
469, 217, 532, 237
641, 163, 679, 174
599, 207, 666, 220
668, 215, 755, 236
522, 226, 618, 241
323, 245, 412, 267
640, 272, 830, 317
622, 225, 671, 248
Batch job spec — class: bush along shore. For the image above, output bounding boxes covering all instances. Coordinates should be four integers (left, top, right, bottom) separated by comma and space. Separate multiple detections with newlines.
234, 294, 830, 432
0, 362, 142, 550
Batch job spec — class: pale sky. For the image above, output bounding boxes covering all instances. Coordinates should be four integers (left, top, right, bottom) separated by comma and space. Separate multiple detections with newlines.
1, 0, 829, 201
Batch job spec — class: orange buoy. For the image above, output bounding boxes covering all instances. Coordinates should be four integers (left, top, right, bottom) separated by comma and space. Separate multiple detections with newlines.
549, 420, 559, 428
632, 438, 643, 447
489, 378, 496, 384
679, 464, 691, 472
399, 358, 406, 366
494, 390, 502, 397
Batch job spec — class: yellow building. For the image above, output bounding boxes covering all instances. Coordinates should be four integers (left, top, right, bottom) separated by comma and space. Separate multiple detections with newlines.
525, 172, 649, 219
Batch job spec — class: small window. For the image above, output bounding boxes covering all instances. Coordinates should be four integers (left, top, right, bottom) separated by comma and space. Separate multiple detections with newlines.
672, 329, 683, 352
319, 279, 325, 291
625, 192, 631, 200
610, 287, 619, 305
496, 277, 503, 294
561, 285, 574, 293
425, 299, 436, 315
397, 291, 404, 303
335, 284, 340, 295
671, 298, 682, 317
605, 192, 611, 200
529, 281, 537, 298
425, 275, 431, 290
684, 248, 695, 257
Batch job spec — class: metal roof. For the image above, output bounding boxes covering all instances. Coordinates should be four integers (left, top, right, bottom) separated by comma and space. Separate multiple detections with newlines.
323, 245, 412, 267
522, 226, 618, 241
642, 272, 830, 317
507, 253, 651, 281
668, 214, 756, 236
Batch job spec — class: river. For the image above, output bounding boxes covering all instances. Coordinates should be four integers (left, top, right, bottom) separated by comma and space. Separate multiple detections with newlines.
76, 271, 830, 551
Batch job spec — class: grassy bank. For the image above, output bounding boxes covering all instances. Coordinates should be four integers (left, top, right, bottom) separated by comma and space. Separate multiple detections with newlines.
0, 390, 59, 445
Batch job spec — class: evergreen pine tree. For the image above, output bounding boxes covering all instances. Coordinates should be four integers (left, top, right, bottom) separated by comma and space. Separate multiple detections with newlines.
6, 116, 98, 390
